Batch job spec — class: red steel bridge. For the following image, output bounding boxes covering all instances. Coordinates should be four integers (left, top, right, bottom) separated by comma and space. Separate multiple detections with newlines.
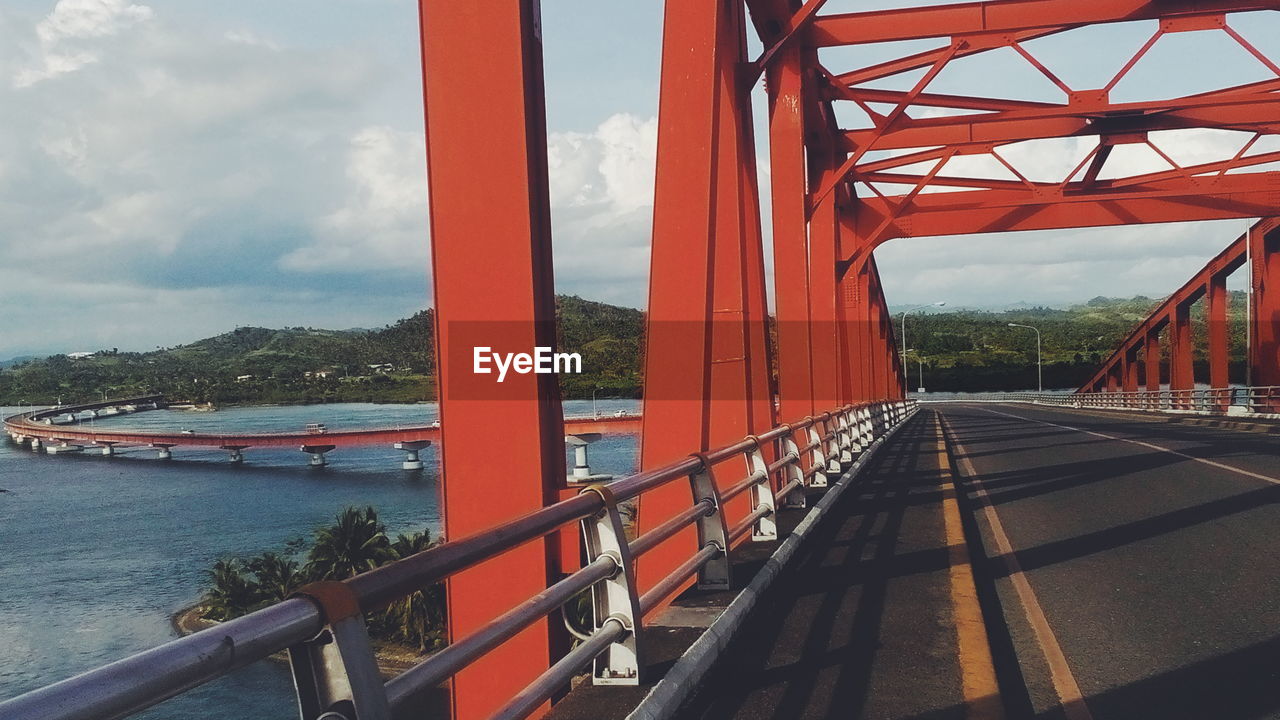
6, 2, 1280, 720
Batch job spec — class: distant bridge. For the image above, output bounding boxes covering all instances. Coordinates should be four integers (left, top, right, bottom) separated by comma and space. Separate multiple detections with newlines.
3, 396, 640, 468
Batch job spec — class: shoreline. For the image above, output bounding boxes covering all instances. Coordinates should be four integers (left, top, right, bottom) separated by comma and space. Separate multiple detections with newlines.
171, 603, 428, 677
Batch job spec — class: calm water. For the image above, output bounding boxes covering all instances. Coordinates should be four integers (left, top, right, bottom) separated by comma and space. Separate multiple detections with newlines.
0, 400, 639, 718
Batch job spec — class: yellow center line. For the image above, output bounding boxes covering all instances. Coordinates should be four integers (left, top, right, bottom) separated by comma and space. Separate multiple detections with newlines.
934, 412, 1004, 720
940, 413, 1094, 720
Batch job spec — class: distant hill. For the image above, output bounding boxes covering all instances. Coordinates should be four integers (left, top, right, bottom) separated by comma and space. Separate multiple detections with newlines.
900, 292, 1248, 391
0, 294, 1244, 403
0, 355, 40, 370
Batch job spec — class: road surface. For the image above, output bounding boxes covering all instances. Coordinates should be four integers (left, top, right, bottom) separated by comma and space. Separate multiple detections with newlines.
680, 404, 1280, 720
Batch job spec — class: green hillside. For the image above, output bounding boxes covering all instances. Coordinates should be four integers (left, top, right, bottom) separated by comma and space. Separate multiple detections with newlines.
0, 297, 639, 406
899, 292, 1249, 391
0, 293, 1250, 405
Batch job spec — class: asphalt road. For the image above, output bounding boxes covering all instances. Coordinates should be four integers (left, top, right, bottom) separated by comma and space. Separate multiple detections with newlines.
681, 404, 1280, 720
941, 403, 1280, 720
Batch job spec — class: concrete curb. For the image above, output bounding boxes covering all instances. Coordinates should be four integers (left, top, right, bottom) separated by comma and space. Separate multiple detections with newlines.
624, 409, 921, 720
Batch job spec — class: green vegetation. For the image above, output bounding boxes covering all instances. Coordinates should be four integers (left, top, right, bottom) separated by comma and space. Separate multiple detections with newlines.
0, 293, 1250, 402
201, 507, 446, 653
0, 295, 642, 405
899, 293, 1249, 391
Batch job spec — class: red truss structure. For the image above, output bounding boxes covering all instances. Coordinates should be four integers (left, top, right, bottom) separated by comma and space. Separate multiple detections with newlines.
415, 1, 1280, 716
1079, 217, 1280, 401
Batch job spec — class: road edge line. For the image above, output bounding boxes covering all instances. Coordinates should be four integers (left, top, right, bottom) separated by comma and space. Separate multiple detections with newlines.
940, 414, 1094, 720
935, 413, 1004, 720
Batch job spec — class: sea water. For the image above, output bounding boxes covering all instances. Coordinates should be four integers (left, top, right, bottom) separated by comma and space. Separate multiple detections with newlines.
0, 400, 639, 718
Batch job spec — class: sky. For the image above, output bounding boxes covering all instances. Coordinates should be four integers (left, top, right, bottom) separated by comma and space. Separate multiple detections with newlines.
1, 0, 1277, 357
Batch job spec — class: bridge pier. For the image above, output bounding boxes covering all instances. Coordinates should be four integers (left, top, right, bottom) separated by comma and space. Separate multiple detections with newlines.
97, 442, 117, 456
393, 440, 431, 470
565, 433, 611, 483
223, 446, 246, 463
151, 444, 174, 460
29, 438, 42, 453
46, 441, 84, 455
301, 444, 335, 467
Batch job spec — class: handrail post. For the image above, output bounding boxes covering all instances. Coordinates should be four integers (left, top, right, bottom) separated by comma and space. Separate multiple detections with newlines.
850, 407, 868, 454
689, 454, 732, 590
820, 413, 842, 474
803, 418, 829, 488
288, 582, 392, 720
743, 440, 778, 541
578, 485, 644, 685
777, 428, 807, 509
834, 408, 855, 465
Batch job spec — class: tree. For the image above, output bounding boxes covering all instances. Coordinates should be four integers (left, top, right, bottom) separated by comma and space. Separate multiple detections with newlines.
203, 559, 261, 620
248, 552, 304, 602
305, 506, 395, 581
384, 529, 446, 651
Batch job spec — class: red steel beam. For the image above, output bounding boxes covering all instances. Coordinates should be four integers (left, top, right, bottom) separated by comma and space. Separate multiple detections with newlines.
1145, 329, 1162, 391
708, 0, 777, 533
1250, 220, 1280, 390
418, 2, 564, 717
1080, 226, 1251, 393
1208, 275, 1231, 393
768, 45, 816, 422
637, 0, 725, 600
810, 0, 1280, 47
848, 172, 1280, 245
841, 94, 1280, 153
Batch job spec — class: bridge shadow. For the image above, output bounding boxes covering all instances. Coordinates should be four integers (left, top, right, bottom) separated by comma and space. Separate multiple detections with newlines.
682, 413, 969, 720
976, 482, 1280, 579
1057, 632, 1280, 720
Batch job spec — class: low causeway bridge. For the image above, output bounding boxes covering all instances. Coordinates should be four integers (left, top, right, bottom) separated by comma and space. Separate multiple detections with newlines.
3, 396, 641, 468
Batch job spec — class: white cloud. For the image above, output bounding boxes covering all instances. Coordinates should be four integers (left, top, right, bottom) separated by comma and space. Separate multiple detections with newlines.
15, 0, 153, 87
281, 126, 429, 273
545, 113, 657, 306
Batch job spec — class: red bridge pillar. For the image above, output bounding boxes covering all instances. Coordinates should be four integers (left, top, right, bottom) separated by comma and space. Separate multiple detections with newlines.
808, 163, 842, 412
419, 2, 564, 717
1145, 330, 1162, 393
637, 0, 774, 604
1207, 275, 1230, 409
1123, 347, 1139, 393
1170, 304, 1195, 406
1251, 221, 1280, 393
768, 44, 815, 422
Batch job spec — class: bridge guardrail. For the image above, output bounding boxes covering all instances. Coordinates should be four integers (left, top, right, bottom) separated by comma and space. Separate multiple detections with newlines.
0, 399, 916, 720
921, 387, 1280, 416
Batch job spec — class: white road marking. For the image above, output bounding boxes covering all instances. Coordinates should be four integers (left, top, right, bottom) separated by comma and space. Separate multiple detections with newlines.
978, 407, 1280, 486
940, 415, 1094, 720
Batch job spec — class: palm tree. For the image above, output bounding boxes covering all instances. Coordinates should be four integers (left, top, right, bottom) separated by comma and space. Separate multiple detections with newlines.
385, 581, 447, 652
248, 552, 303, 602
385, 528, 446, 652
305, 506, 394, 581
203, 559, 261, 620
391, 530, 432, 559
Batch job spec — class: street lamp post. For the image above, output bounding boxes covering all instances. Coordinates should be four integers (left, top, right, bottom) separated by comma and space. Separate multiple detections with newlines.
1008, 323, 1043, 392
900, 302, 946, 395
907, 349, 926, 393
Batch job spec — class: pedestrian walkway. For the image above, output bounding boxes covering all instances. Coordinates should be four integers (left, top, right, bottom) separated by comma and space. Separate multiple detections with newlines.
680, 410, 1001, 720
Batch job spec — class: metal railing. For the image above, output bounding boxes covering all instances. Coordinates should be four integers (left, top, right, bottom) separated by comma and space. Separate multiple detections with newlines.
0, 399, 916, 720
922, 387, 1280, 416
